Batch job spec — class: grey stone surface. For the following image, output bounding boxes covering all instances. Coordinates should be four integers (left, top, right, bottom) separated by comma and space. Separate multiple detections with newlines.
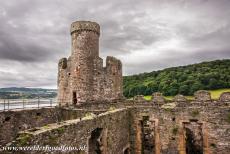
173, 94, 187, 102
58, 21, 123, 106
152, 92, 165, 103
219, 92, 230, 102
194, 90, 211, 101
134, 95, 145, 102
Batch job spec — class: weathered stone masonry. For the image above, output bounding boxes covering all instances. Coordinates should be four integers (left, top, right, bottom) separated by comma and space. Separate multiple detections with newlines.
3, 92, 229, 154
58, 21, 123, 106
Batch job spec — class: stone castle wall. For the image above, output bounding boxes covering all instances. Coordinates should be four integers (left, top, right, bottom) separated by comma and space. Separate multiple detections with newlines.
10, 109, 130, 154
0, 108, 103, 146
2, 91, 230, 154
57, 21, 123, 106
129, 105, 230, 154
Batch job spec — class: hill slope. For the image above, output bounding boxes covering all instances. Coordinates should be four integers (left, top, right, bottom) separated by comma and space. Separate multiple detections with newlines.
123, 59, 230, 97
0, 87, 57, 99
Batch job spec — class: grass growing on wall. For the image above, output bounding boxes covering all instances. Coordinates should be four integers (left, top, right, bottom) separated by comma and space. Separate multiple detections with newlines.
209, 89, 230, 99
142, 88, 230, 101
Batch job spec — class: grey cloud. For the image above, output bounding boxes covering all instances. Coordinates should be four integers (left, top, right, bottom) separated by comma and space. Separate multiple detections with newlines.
123, 49, 230, 75
0, 0, 230, 87
0, 32, 53, 62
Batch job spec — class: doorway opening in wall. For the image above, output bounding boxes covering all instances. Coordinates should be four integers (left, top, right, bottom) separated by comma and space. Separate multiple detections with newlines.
141, 116, 155, 154
73, 91, 77, 105
183, 120, 203, 154
88, 128, 103, 154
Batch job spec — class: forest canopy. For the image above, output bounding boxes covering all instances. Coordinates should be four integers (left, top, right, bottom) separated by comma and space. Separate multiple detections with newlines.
123, 59, 230, 97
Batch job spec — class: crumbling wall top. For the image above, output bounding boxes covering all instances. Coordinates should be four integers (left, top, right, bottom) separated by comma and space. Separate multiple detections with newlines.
152, 92, 165, 103
106, 56, 122, 68
70, 21, 100, 35
173, 94, 187, 102
134, 95, 145, 102
194, 90, 211, 101
219, 92, 230, 102
58, 58, 67, 69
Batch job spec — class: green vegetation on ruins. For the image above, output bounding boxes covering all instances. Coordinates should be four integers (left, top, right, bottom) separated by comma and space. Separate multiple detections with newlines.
123, 59, 230, 98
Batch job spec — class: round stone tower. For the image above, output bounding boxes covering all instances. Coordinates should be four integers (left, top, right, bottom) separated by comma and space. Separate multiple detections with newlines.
70, 21, 100, 104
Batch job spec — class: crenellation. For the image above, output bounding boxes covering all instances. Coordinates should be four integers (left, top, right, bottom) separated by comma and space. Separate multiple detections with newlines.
219, 92, 230, 102
194, 90, 211, 102
134, 95, 145, 102
173, 94, 187, 102
58, 21, 123, 106
152, 92, 165, 104
70, 21, 100, 36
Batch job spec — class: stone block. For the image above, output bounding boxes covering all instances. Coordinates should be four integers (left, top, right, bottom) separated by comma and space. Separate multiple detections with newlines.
173, 94, 187, 102
152, 92, 165, 103
219, 92, 230, 102
194, 90, 211, 101
134, 95, 145, 102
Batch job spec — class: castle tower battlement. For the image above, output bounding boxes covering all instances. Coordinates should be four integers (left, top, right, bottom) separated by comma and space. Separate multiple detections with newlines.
58, 21, 123, 106
70, 21, 100, 35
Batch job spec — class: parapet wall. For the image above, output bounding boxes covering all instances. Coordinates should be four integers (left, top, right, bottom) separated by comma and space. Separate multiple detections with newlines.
70, 21, 100, 35
10, 109, 130, 154
6, 103, 229, 154
0, 108, 103, 146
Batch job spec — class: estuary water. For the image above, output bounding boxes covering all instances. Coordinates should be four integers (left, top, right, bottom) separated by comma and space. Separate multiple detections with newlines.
0, 98, 57, 111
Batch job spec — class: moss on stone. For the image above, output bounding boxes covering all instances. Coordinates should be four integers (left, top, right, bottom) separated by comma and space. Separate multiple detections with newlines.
43, 125, 50, 129
57, 127, 65, 133
48, 135, 58, 146
226, 112, 230, 123
17, 134, 32, 146
83, 113, 96, 120
191, 109, 200, 117
172, 126, 179, 135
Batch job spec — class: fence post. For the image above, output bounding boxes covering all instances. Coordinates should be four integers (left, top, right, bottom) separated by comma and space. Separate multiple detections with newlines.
23, 99, 25, 109
3, 99, 5, 111
8, 99, 10, 110
50, 99, 52, 107
38, 96, 40, 108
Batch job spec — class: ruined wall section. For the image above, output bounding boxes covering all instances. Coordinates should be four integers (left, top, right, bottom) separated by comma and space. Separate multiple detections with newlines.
92, 57, 104, 102
104, 56, 123, 101
10, 109, 131, 154
129, 105, 230, 154
57, 58, 70, 106
0, 108, 101, 146
128, 91, 230, 154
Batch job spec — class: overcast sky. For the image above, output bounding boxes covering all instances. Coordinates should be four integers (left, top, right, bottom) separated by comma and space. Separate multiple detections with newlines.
0, 0, 230, 88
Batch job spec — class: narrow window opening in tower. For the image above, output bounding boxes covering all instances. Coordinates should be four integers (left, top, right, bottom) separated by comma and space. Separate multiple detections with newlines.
184, 122, 203, 154
73, 91, 77, 105
75, 66, 80, 75
88, 128, 104, 154
141, 116, 155, 154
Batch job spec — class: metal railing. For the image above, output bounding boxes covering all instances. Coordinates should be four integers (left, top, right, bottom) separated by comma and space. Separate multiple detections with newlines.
0, 98, 57, 111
